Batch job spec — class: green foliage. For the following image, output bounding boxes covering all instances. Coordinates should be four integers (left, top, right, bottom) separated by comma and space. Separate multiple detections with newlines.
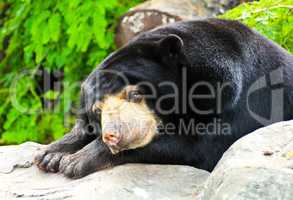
221, 0, 293, 53
0, 0, 143, 144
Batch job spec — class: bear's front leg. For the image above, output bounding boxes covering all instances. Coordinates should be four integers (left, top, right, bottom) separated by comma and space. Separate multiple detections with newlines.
34, 120, 96, 173
59, 139, 115, 179
57, 134, 202, 179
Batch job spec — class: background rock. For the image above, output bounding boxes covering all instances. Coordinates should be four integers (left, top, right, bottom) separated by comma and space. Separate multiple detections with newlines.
199, 120, 293, 200
115, 0, 253, 47
0, 142, 209, 200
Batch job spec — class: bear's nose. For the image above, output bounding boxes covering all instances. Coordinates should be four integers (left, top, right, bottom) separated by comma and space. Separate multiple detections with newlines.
102, 132, 121, 146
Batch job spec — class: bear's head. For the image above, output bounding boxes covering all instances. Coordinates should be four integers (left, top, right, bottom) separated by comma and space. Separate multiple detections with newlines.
81, 34, 186, 154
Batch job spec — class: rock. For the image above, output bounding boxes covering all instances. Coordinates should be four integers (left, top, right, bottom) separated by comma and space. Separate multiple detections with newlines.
2, 120, 293, 199
115, 0, 211, 48
204, 0, 253, 15
115, 0, 253, 47
0, 142, 209, 200
115, 9, 182, 48
199, 120, 293, 200
132, 0, 211, 20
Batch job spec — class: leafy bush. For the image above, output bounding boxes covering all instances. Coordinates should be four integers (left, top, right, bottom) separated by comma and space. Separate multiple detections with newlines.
221, 0, 293, 53
0, 0, 143, 144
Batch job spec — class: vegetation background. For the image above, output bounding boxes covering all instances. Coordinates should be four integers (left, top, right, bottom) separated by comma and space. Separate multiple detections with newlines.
0, 0, 292, 145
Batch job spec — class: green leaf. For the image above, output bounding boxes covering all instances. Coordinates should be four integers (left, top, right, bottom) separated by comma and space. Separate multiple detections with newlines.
48, 13, 61, 42
43, 90, 60, 100
35, 44, 46, 63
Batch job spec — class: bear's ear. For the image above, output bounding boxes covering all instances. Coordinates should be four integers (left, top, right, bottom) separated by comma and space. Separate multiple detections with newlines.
158, 34, 184, 60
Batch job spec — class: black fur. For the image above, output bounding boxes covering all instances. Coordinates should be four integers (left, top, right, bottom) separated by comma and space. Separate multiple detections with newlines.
35, 19, 293, 178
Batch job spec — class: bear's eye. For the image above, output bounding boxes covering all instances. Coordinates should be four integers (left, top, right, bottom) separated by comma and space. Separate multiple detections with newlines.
127, 90, 143, 103
94, 108, 101, 115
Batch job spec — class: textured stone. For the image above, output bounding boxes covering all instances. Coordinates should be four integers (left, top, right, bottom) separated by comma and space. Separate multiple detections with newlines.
0, 142, 209, 200
115, 0, 252, 48
2, 120, 293, 199
199, 120, 293, 200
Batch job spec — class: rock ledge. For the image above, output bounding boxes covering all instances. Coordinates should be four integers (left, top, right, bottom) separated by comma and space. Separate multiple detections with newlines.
1, 120, 293, 200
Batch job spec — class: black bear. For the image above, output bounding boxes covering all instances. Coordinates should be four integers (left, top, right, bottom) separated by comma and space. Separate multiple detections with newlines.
35, 18, 293, 178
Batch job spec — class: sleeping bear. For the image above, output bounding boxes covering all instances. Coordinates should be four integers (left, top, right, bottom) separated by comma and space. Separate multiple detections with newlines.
35, 18, 293, 178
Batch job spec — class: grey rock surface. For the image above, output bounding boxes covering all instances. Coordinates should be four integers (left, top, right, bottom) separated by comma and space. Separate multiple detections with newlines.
199, 120, 293, 200
0, 142, 209, 200
115, 0, 250, 47
1, 120, 293, 200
